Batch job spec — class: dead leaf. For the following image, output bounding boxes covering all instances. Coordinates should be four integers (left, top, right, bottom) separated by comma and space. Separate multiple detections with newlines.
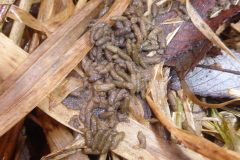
171, 51, 240, 98
186, 0, 240, 64
155, 0, 240, 77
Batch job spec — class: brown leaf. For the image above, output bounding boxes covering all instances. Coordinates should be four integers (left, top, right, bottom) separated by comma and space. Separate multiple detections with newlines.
155, 0, 240, 77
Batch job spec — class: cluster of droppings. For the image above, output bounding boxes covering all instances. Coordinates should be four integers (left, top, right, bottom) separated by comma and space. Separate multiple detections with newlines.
64, 0, 169, 154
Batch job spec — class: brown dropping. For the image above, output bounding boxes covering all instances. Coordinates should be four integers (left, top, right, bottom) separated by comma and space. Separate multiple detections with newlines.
137, 131, 146, 149
110, 131, 125, 150
115, 67, 132, 82
83, 148, 100, 155
132, 23, 143, 43
106, 45, 132, 61
94, 83, 115, 92
119, 97, 130, 114
113, 81, 135, 91
85, 130, 93, 147
99, 111, 114, 119
101, 132, 116, 153
67, 115, 82, 131
92, 130, 105, 151
97, 129, 113, 151
90, 115, 98, 135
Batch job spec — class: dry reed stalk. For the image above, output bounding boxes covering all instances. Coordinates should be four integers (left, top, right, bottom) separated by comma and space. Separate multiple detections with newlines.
8, 0, 39, 45
8, 5, 51, 36
28, 0, 63, 53
0, 33, 27, 79
5, 1, 87, 159
177, 90, 196, 133
149, 63, 171, 119
44, 0, 75, 32
0, 0, 105, 136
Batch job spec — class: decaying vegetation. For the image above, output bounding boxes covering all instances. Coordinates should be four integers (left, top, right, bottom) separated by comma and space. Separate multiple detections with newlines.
0, 0, 239, 160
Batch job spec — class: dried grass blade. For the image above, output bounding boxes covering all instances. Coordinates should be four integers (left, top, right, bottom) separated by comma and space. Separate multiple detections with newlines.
44, 0, 75, 32
149, 63, 171, 119
0, 3, 83, 134
9, 0, 35, 45
40, 136, 85, 160
49, 77, 83, 108
38, 99, 83, 133
166, 25, 181, 45
0, 33, 27, 80
111, 152, 121, 160
161, 17, 184, 25
8, 5, 51, 36
0, 1, 88, 134
42, 150, 80, 160
231, 22, 240, 33
75, 0, 87, 12
143, 0, 153, 16
37, 0, 56, 21
29, 0, 61, 53
181, 79, 240, 108
178, 91, 196, 132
